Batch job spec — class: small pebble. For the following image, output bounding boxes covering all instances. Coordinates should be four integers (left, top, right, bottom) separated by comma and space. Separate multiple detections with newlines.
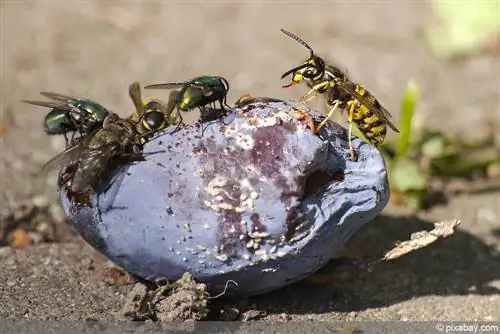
32, 195, 49, 208
487, 162, 500, 179
0, 247, 14, 258
48, 204, 67, 224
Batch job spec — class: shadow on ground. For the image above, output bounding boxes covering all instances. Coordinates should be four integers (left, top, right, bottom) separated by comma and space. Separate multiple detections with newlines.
219, 214, 500, 316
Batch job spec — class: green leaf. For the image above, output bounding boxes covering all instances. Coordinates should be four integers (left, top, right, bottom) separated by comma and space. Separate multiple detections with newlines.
403, 192, 424, 210
395, 81, 420, 160
391, 158, 428, 192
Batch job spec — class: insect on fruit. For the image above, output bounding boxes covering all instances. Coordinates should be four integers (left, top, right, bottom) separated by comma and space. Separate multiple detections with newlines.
234, 94, 285, 108
280, 28, 399, 161
22, 92, 111, 146
127, 82, 176, 143
43, 112, 158, 194
234, 94, 317, 132
144, 75, 231, 133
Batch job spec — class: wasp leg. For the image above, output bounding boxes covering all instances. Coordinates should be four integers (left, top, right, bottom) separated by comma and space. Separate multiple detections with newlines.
169, 113, 183, 135
347, 103, 358, 162
299, 80, 330, 104
324, 100, 343, 123
315, 100, 340, 133
299, 88, 319, 104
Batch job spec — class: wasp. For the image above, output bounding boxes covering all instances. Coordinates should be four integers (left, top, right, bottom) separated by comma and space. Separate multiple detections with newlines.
43, 111, 158, 194
127, 82, 177, 143
144, 75, 231, 132
280, 29, 399, 161
22, 92, 111, 146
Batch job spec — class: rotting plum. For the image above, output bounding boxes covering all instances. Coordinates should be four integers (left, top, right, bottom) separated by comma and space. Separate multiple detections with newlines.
60, 100, 390, 297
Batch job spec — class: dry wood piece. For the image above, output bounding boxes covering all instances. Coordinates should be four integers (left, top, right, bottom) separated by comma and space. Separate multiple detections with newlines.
382, 219, 461, 261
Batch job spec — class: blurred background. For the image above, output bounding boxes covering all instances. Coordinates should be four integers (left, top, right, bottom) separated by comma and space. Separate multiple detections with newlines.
1, 1, 499, 218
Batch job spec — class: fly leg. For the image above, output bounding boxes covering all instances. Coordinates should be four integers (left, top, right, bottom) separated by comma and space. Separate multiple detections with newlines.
63, 132, 70, 147
221, 96, 232, 110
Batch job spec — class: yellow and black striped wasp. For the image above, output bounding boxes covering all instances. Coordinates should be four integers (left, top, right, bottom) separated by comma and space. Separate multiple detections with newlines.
127, 82, 177, 144
280, 28, 399, 161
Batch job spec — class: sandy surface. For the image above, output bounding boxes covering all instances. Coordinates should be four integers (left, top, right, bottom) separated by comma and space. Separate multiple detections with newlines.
1, 1, 499, 324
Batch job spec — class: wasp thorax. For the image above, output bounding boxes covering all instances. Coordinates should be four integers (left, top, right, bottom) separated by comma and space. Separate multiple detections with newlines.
144, 100, 163, 112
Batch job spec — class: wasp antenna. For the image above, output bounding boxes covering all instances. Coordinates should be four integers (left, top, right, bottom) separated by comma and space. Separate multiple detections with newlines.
280, 28, 314, 57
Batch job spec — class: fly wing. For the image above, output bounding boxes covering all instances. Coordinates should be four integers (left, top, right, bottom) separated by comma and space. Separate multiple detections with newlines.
39, 92, 80, 103
144, 82, 186, 90
22, 100, 69, 110
22, 99, 87, 118
41, 131, 96, 172
69, 143, 119, 192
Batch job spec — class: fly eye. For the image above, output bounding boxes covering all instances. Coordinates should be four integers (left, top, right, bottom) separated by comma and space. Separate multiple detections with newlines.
143, 111, 165, 130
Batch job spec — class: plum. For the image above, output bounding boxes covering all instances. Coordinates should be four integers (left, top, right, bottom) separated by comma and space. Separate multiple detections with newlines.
60, 101, 389, 297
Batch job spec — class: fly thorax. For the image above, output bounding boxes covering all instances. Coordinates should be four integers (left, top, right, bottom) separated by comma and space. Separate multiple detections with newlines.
179, 95, 192, 111
179, 87, 203, 111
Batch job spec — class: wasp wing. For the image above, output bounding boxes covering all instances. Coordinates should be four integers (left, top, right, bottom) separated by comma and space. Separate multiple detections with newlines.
128, 82, 146, 119
164, 90, 180, 123
335, 83, 400, 133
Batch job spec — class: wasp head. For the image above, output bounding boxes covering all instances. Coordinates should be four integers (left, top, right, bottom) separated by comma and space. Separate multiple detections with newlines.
280, 29, 326, 88
141, 99, 168, 132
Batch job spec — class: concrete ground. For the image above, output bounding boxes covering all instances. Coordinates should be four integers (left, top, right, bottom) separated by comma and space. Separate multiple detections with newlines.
1, 1, 499, 324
